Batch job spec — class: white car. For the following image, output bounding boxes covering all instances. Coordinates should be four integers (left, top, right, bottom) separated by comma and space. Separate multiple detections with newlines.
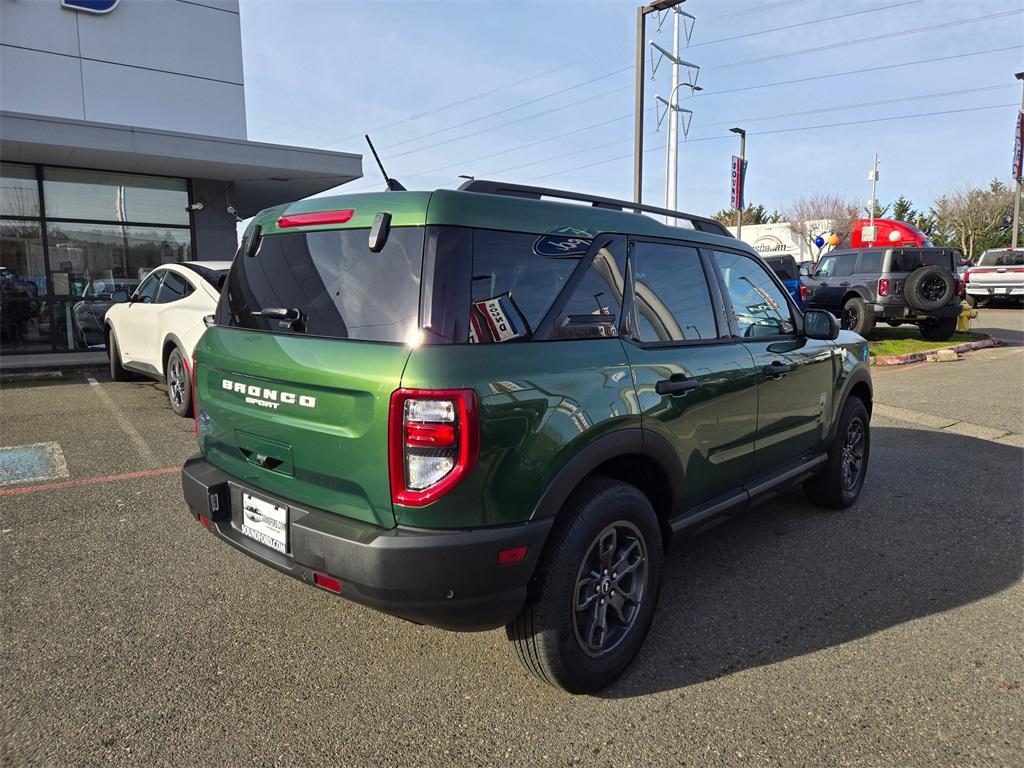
965, 248, 1024, 307
104, 261, 230, 417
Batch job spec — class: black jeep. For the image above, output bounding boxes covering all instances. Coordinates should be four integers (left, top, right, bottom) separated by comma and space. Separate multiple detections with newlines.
806, 247, 963, 340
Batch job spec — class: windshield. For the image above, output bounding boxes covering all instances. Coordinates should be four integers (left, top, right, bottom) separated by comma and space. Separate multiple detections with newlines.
978, 250, 1024, 266
218, 227, 423, 343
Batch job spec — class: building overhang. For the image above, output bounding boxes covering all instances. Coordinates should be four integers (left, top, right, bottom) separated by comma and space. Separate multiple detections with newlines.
0, 111, 363, 216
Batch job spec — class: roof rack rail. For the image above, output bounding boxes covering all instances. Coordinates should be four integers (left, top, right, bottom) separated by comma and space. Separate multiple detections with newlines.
457, 179, 734, 238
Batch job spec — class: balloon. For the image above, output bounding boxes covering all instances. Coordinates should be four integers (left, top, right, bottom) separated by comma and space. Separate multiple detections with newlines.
889, 230, 901, 242
814, 235, 825, 248
827, 234, 841, 247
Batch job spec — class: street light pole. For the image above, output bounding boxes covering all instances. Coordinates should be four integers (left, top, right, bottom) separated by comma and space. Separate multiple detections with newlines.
1012, 71, 1024, 248
633, 0, 685, 204
729, 127, 746, 238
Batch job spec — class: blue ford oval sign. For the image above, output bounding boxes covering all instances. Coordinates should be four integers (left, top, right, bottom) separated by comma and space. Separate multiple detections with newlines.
62, 0, 120, 14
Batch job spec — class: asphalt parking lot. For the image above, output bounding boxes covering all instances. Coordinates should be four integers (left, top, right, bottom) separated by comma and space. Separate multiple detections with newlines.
2, 311, 1021, 767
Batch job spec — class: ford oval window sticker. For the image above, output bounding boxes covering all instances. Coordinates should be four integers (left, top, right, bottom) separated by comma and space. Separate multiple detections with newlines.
533, 226, 593, 258
62, 0, 121, 13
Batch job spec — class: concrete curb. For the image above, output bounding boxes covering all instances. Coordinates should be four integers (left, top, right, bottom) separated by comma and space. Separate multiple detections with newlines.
871, 337, 1000, 367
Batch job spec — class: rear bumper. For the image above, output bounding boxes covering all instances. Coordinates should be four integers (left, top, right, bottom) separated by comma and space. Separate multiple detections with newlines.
966, 285, 1024, 296
181, 455, 552, 631
870, 302, 961, 320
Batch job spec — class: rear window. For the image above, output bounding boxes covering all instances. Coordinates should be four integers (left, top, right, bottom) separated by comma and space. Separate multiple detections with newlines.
764, 256, 798, 280
978, 250, 1024, 266
182, 263, 228, 291
218, 227, 423, 343
888, 250, 954, 272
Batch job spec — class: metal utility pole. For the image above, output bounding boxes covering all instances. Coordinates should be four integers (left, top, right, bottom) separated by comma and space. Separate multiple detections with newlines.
633, 0, 686, 204
730, 127, 746, 237
867, 153, 880, 246
1012, 71, 1024, 248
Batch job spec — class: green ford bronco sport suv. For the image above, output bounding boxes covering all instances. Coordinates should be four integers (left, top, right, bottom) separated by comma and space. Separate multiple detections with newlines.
182, 180, 872, 693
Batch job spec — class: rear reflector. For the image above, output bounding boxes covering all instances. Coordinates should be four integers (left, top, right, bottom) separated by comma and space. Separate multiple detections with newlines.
198, 515, 210, 528
277, 210, 355, 228
314, 573, 343, 593
497, 545, 529, 566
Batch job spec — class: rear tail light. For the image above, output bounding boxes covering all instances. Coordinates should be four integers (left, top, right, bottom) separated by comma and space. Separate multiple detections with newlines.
799, 284, 810, 302
964, 271, 971, 283
956, 278, 965, 298
389, 389, 478, 507
877, 278, 890, 297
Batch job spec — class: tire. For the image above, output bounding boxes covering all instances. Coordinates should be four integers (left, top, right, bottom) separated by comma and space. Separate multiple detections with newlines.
506, 477, 663, 694
919, 317, 957, 342
165, 347, 193, 418
107, 330, 132, 382
841, 296, 875, 337
804, 396, 870, 509
904, 266, 955, 312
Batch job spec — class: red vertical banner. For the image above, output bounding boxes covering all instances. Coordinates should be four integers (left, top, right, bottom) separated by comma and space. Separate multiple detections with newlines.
1013, 110, 1023, 181
731, 155, 747, 210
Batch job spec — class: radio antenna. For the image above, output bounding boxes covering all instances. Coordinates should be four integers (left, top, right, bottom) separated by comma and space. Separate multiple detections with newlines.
365, 135, 406, 191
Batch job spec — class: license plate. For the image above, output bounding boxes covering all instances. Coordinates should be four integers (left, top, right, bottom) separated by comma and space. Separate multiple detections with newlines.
240, 493, 288, 553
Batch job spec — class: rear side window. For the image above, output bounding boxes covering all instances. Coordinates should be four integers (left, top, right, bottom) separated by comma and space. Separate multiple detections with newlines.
632, 242, 718, 343
469, 230, 582, 343
156, 271, 192, 303
219, 227, 423, 343
548, 239, 627, 340
857, 251, 883, 273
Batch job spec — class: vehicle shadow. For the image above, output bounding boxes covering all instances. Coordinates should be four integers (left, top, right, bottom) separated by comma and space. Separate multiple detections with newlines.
603, 426, 1023, 699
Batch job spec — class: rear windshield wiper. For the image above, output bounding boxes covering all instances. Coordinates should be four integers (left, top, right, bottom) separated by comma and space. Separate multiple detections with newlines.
251, 307, 307, 333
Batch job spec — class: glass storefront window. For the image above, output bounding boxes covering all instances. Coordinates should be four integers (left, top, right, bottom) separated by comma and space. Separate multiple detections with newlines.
43, 168, 189, 225
1, 220, 49, 353
1, 163, 40, 218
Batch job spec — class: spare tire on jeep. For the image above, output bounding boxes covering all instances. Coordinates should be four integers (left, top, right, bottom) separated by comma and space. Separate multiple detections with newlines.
903, 266, 955, 311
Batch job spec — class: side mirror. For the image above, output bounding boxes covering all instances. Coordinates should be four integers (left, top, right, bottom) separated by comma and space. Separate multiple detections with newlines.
112, 291, 129, 304
804, 309, 840, 340
799, 265, 811, 277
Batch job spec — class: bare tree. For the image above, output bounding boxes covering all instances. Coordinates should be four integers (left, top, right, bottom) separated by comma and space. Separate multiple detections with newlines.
784, 192, 861, 258
931, 180, 1014, 262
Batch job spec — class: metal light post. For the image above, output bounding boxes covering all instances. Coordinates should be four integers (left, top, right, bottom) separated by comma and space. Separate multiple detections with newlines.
633, 0, 686, 204
729, 127, 746, 237
867, 153, 880, 246
1012, 71, 1024, 248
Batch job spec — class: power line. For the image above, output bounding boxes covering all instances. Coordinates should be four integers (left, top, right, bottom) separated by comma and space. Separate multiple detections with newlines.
341, 44, 1020, 192
364, 8, 1022, 162
519, 103, 1018, 184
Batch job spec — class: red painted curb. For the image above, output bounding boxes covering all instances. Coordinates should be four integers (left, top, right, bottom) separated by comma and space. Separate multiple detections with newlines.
871, 337, 1000, 367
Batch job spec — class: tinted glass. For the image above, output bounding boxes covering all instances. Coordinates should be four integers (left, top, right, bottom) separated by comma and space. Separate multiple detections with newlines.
181, 263, 228, 290
713, 250, 795, 338
814, 256, 837, 277
469, 230, 582, 342
857, 251, 883, 273
220, 227, 423, 343
136, 271, 163, 303
549, 239, 626, 340
889, 250, 954, 271
633, 242, 718, 343
833, 254, 857, 277
1, 163, 39, 218
157, 271, 192, 303
764, 255, 798, 280
43, 168, 189, 225
1, 220, 48, 353
979, 250, 1024, 266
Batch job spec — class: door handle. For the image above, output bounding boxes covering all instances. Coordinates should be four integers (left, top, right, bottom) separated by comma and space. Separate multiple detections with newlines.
819, 281, 828, 286
839, 282, 850, 287
762, 361, 793, 377
656, 378, 699, 395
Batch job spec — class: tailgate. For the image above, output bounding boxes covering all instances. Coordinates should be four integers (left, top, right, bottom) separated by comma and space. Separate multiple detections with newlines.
195, 328, 410, 528
969, 266, 1024, 287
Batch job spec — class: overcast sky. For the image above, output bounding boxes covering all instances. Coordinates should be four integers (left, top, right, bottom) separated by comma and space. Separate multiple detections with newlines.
238, 0, 1024, 217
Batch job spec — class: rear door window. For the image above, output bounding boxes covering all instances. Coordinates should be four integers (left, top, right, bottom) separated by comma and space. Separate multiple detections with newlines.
833, 253, 857, 277
219, 227, 423, 343
631, 241, 719, 343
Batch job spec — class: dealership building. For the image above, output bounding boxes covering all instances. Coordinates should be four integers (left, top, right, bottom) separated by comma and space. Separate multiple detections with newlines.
0, 0, 362, 357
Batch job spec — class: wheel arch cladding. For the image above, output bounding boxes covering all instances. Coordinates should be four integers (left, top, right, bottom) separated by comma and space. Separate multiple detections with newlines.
162, 335, 185, 373
843, 289, 872, 306
531, 429, 685, 547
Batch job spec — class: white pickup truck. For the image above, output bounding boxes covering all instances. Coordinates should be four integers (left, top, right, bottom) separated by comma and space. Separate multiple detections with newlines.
965, 248, 1024, 307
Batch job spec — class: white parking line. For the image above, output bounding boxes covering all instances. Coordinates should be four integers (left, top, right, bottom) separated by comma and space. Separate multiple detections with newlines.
85, 376, 159, 467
